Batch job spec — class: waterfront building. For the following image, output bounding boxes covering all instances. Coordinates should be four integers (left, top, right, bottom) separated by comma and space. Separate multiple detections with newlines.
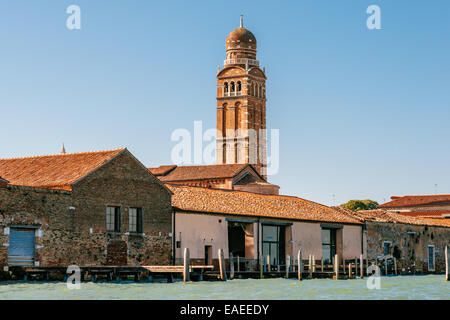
149, 164, 279, 195
334, 207, 450, 273
0, 149, 172, 267
379, 195, 450, 218
170, 184, 363, 269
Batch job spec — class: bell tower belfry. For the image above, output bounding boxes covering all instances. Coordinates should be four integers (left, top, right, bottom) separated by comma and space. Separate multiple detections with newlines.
216, 17, 267, 178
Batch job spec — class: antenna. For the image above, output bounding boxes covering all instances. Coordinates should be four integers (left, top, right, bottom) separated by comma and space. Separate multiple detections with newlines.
434, 184, 438, 194
240, 15, 243, 28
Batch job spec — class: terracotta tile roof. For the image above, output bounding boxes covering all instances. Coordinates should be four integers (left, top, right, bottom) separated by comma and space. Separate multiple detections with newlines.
333, 207, 450, 228
148, 165, 177, 176
397, 210, 450, 218
379, 195, 450, 208
0, 148, 125, 191
149, 164, 250, 182
0, 176, 8, 183
168, 184, 362, 225
420, 218, 450, 227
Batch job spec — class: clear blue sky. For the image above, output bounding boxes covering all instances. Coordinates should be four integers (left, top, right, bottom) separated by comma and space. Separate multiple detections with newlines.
1, 1, 449, 206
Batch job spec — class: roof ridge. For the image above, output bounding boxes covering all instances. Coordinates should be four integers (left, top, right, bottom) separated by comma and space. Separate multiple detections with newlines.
0, 148, 125, 160
166, 183, 333, 206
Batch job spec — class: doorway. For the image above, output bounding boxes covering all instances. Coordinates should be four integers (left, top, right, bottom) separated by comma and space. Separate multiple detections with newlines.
204, 245, 212, 265
8, 228, 35, 266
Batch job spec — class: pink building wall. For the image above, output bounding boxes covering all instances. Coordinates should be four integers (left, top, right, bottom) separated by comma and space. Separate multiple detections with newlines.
174, 212, 363, 264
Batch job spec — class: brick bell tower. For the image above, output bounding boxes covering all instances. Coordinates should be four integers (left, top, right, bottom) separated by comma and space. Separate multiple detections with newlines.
216, 16, 267, 178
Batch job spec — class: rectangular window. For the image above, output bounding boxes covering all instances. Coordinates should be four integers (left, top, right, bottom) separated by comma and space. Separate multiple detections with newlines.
106, 206, 121, 232
129, 207, 143, 233
321, 228, 336, 265
262, 225, 285, 266
383, 241, 392, 256
428, 245, 435, 271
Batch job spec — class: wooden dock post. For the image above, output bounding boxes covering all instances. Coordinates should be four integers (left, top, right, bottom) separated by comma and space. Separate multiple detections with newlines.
259, 255, 264, 279
218, 249, 226, 281
445, 246, 449, 281
183, 247, 190, 282
298, 250, 302, 281
366, 258, 369, 276
348, 263, 352, 279
354, 258, 358, 277
237, 255, 240, 272
321, 257, 324, 272
360, 255, 364, 279
312, 255, 316, 273
308, 255, 313, 279
266, 255, 271, 273
286, 255, 290, 279
230, 253, 235, 280
343, 259, 346, 274
334, 254, 339, 280
385, 258, 388, 276
394, 257, 398, 276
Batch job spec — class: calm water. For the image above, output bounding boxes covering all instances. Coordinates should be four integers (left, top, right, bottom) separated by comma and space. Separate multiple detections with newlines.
0, 275, 448, 300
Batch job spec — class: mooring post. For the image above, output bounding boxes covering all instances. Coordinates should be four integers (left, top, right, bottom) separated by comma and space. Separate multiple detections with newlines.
308, 255, 313, 279
445, 245, 449, 281
266, 255, 271, 273
218, 248, 227, 281
394, 257, 398, 276
237, 255, 240, 272
385, 258, 388, 276
298, 250, 302, 281
348, 263, 352, 279
334, 254, 339, 280
343, 259, 346, 275
312, 255, 316, 273
259, 255, 264, 279
285, 255, 290, 279
366, 258, 369, 276
360, 254, 364, 279
354, 258, 358, 277
321, 257, 324, 272
230, 252, 235, 280
183, 247, 190, 282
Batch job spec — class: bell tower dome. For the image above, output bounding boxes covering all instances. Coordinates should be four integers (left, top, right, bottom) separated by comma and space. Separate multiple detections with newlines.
216, 17, 267, 178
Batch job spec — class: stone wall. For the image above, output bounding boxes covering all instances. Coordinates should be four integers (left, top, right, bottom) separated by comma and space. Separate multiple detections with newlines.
0, 186, 72, 267
366, 221, 450, 273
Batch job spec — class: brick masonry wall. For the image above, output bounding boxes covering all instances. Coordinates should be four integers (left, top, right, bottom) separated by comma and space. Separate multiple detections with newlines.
366, 221, 450, 273
0, 186, 72, 266
0, 150, 173, 268
70, 150, 173, 266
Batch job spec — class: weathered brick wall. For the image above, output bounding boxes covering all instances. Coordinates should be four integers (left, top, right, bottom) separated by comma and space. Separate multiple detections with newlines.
0, 186, 73, 266
366, 221, 450, 273
0, 150, 173, 268
70, 150, 173, 266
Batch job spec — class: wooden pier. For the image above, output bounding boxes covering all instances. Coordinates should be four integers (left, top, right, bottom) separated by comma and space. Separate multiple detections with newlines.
10, 248, 449, 283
